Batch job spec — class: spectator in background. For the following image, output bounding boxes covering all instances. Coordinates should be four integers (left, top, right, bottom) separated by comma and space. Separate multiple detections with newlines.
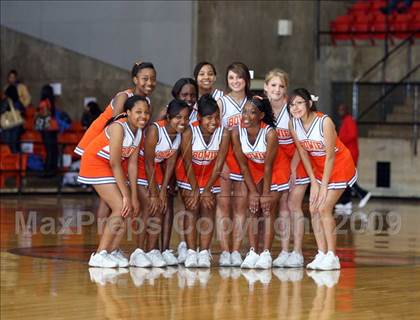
4, 69, 32, 108
81, 101, 102, 129
381, 0, 413, 14
36, 85, 59, 177
0, 85, 24, 153
336, 103, 371, 212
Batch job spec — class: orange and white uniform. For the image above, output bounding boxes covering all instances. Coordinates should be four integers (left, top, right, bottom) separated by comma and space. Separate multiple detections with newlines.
75, 89, 149, 156
275, 104, 310, 186
176, 121, 224, 193
220, 95, 248, 181
292, 112, 357, 189
77, 117, 142, 184
239, 122, 289, 192
137, 120, 181, 186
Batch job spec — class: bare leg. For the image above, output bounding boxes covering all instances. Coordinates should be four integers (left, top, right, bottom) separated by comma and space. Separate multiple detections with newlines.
136, 186, 150, 250
181, 190, 199, 250
318, 189, 345, 253
198, 202, 216, 250
232, 180, 248, 252
278, 191, 291, 252
94, 184, 125, 252
288, 184, 308, 254
161, 194, 174, 250
216, 165, 232, 252
97, 198, 111, 236
263, 191, 282, 251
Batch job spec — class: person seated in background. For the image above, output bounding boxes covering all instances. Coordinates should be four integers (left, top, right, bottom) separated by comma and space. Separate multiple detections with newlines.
81, 101, 102, 129
335, 103, 371, 212
4, 69, 32, 108
0, 85, 25, 153
36, 84, 59, 177
381, 0, 413, 14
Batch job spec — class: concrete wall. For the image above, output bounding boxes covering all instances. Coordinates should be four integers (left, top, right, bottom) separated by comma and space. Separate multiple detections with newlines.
358, 138, 420, 197
0, 26, 172, 120
0, 0, 195, 86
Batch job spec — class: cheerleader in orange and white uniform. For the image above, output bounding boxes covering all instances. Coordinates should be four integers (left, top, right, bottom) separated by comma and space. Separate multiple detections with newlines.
216, 62, 251, 267
78, 95, 151, 268
289, 88, 357, 271
129, 99, 190, 268
175, 94, 230, 268
231, 97, 287, 270
75, 62, 156, 234
264, 69, 309, 269
194, 61, 224, 101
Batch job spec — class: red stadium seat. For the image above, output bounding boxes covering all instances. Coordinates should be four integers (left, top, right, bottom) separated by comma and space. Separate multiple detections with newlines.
331, 15, 353, 44
391, 13, 414, 39
0, 146, 28, 188
350, 0, 371, 13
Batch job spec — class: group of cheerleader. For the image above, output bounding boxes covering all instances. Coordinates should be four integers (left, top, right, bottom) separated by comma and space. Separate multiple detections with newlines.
77, 61, 357, 271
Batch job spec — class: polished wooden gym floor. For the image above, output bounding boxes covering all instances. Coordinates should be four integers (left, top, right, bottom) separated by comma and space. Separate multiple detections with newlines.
1, 194, 419, 319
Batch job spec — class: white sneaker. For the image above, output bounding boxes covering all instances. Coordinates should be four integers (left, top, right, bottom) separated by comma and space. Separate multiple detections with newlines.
256, 269, 272, 286
184, 249, 198, 268
219, 251, 231, 267
129, 267, 150, 287
255, 250, 272, 269
284, 251, 304, 268
177, 241, 188, 264
110, 249, 129, 267
231, 251, 243, 267
89, 250, 118, 268
273, 251, 290, 267
306, 250, 326, 270
359, 192, 372, 208
146, 250, 167, 267
317, 251, 340, 271
197, 249, 212, 268
129, 248, 152, 268
335, 203, 345, 210
162, 249, 178, 266
241, 248, 259, 269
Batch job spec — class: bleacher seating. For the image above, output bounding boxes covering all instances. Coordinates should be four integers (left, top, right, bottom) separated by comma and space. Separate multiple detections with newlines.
0, 145, 28, 188
330, 0, 420, 45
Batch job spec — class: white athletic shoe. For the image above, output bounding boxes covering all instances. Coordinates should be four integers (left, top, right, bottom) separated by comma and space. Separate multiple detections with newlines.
89, 250, 118, 268
219, 251, 231, 267
129, 248, 152, 268
241, 248, 259, 269
359, 192, 372, 208
177, 241, 188, 264
306, 251, 326, 270
129, 267, 150, 287
231, 251, 243, 267
273, 251, 290, 267
284, 251, 304, 268
255, 250, 273, 269
184, 249, 198, 268
317, 251, 340, 271
162, 249, 178, 266
110, 249, 129, 267
197, 249, 212, 268
146, 250, 167, 268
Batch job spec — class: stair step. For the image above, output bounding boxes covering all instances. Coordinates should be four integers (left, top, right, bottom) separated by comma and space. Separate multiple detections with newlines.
386, 113, 420, 122
368, 126, 419, 139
